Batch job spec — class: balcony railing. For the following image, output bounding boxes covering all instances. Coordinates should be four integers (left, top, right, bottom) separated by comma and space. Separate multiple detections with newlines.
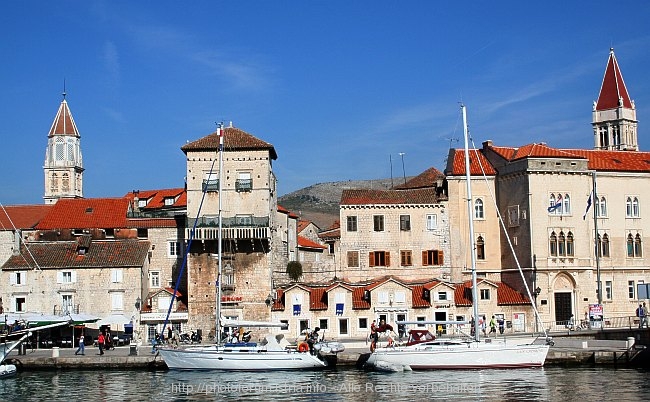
235, 179, 253, 192
53, 304, 80, 315
202, 179, 219, 192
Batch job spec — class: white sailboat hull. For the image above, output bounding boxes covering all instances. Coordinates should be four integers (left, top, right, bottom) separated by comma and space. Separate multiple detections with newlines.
159, 346, 328, 370
0, 364, 17, 378
366, 341, 549, 370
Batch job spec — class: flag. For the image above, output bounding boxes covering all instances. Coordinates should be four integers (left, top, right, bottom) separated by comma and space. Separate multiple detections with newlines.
583, 191, 593, 220
547, 194, 562, 213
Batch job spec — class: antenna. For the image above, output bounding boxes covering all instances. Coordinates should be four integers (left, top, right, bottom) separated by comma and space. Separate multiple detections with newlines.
62, 78, 67, 100
399, 152, 406, 185
389, 155, 394, 188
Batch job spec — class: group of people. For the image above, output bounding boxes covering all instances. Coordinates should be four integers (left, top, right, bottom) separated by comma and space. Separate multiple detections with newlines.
369, 319, 395, 352
473, 315, 505, 336
636, 302, 648, 328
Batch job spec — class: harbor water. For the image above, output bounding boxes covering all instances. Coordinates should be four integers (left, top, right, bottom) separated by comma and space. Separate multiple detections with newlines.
1, 366, 649, 400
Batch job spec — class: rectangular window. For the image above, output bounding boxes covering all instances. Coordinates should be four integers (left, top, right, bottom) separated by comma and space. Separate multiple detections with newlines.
422, 250, 444, 266
437, 291, 448, 301
11, 271, 26, 286
319, 319, 329, 330
480, 289, 490, 300
111, 293, 124, 311
346, 216, 357, 232
338, 318, 349, 335
58, 271, 75, 284
417, 316, 426, 327
373, 215, 384, 232
400, 215, 411, 231
164, 197, 175, 206
137, 228, 148, 238
605, 281, 612, 300
104, 228, 115, 238
111, 269, 123, 283
395, 291, 406, 303
235, 172, 252, 192
629, 280, 635, 299
347, 251, 359, 267
426, 214, 437, 230
15, 297, 26, 312
378, 292, 389, 304
158, 296, 170, 311
62, 294, 73, 313
202, 172, 219, 192
369, 251, 390, 267
168, 241, 180, 257
358, 318, 368, 330
400, 250, 412, 266
150, 271, 160, 288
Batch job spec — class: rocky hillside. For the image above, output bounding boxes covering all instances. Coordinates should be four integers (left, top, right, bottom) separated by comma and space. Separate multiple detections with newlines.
278, 177, 412, 229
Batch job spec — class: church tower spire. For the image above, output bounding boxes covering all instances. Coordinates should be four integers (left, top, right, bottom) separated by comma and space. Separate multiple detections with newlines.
44, 91, 84, 204
592, 48, 638, 151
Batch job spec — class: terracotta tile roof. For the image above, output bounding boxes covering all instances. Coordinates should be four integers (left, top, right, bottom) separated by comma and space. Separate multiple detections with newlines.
340, 188, 439, 205
352, 287, 371, 309
124, 188, 186, 209
2, 240, 150, 270
48, 99, 79, 137
309, 287, 328, 310
393, 167, 445, 190
36, 198, 130, 229
454, 279, 530, 306
318, 220, 340, 240
297, 220, 311, 233
411, 285, 430, 308
277, 204, 289, 214
509, 143, 584, 161
181, 126, 277, 160
487, 143, 650, 173
0, 205, 53, 230
447, 149, 497, 176
596, 48, 633, 111
297, 235, 326, 250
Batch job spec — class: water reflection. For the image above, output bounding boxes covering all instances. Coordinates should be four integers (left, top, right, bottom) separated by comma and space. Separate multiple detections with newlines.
0, 367, 648, 401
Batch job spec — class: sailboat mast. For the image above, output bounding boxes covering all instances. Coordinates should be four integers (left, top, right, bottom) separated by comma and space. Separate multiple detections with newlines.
216, 123, 224, 344
592, 171, 602, 305
461, 105, 480, 342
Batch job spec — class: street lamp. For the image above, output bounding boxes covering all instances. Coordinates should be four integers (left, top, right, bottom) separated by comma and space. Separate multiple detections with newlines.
399, 152, 406, 185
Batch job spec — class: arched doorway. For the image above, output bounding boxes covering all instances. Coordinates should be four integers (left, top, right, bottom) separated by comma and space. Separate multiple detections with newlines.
553, 273, 576, 326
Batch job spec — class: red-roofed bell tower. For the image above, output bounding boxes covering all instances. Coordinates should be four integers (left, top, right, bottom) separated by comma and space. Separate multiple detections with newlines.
592, 48, 638, 151
44, 91, 84, 204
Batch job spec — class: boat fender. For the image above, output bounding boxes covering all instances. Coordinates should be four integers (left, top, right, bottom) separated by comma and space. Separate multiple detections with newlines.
298, 342, 309, 353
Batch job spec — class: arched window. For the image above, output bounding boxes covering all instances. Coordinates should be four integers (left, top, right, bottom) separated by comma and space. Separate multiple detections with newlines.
476, 235, 485, 260
50, 173, 58, 192
549, 232, 558, 256
626, 197, 633, 217
596, 197, 607, 218
62, 173, 70, 192
602, 234, 610, 257
566, 232, 574, 256
562, 194, 571, 215
474, 199, 484, 220
549, 194, 562, 215
627, 234, 635, 257
635, 233, 643, 257
558, 231, 566, 256
632, 197, 640, 217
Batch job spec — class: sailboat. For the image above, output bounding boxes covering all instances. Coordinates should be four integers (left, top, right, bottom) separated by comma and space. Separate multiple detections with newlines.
365, 105, 552, 370
157, 124, 343, 370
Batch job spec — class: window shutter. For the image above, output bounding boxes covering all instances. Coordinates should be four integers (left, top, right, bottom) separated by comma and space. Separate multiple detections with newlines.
71, 271, 77, 283
438, 251, 444, 265
385, 252, 391, 267
369, 252, 375, 267
10, 273, 16, 285
57, 272, 63, 284
422, 251, 428, 266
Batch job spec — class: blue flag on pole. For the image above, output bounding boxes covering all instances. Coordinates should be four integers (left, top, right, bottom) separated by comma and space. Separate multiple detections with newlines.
583, 191, 593, 220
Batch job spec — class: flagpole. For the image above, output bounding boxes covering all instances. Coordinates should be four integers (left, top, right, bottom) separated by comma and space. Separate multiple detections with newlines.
592, 171, 602, 305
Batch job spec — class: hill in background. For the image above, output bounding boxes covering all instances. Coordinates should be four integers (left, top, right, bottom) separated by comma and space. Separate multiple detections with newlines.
278, 177, 412, 229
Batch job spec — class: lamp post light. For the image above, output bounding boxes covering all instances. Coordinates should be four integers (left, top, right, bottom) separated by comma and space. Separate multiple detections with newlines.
399, 152, 406, 185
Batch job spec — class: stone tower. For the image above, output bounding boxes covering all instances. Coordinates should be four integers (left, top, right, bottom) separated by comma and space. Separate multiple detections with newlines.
592, 48, 638, 151
44, 93, 84, 204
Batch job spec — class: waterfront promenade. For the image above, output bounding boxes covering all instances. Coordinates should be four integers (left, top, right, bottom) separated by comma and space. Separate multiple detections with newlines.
4, 328, 645, 371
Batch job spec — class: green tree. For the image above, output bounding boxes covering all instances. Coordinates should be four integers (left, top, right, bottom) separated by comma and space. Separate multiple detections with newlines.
286, 261, 303, 282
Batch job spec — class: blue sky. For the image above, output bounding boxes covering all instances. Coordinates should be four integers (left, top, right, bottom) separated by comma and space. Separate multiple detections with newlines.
2, 1, 649, 205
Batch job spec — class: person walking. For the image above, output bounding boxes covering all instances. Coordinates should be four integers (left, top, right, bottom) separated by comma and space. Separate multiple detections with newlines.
75, 333, 85, 355
489, 315, 497, 336
643, 302, 648, 328
97, 332, 105, 355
